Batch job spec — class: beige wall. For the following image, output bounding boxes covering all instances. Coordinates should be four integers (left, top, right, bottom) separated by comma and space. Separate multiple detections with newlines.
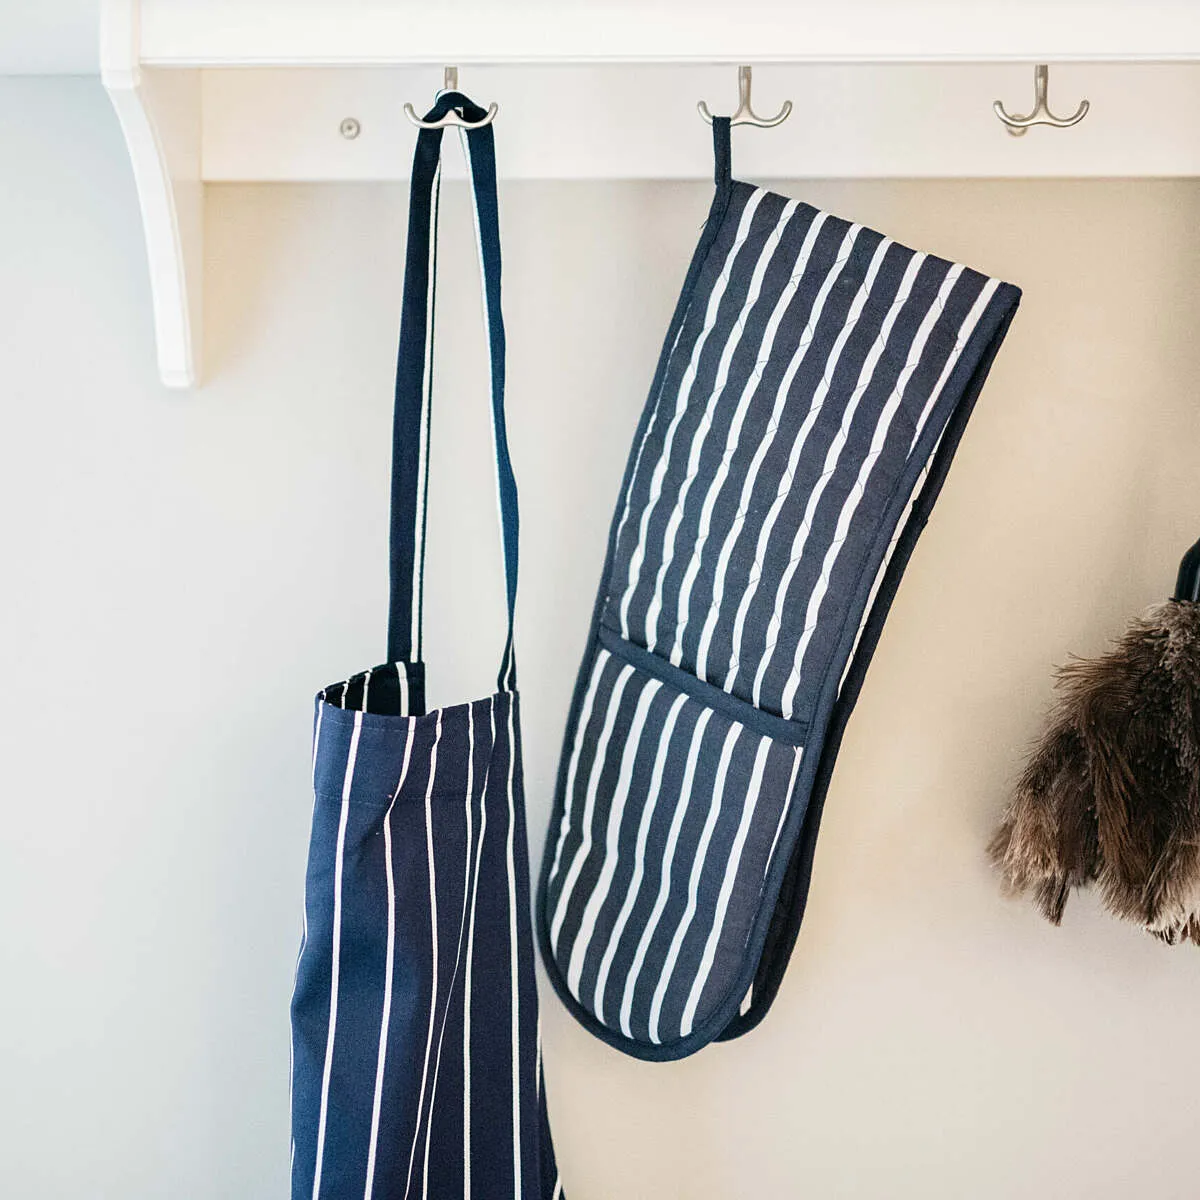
5, 76, 1200, 1198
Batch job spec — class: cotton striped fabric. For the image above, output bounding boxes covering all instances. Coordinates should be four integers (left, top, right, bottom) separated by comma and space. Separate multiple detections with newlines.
291, 90, 562, 1197
539, 119, 1020, 1061
291, 680, 560, 1200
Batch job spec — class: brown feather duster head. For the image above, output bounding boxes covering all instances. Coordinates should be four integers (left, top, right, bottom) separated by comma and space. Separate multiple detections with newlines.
991, 600, 1200, 945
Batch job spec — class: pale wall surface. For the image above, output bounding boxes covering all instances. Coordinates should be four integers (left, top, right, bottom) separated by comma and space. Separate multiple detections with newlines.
4, 75, 1200, 1198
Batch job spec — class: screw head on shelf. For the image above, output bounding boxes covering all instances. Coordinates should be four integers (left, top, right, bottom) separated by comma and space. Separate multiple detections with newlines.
339, 117, 361, 140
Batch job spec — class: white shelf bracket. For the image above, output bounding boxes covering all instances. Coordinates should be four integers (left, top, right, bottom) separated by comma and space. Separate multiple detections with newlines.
100, 0, 202, 388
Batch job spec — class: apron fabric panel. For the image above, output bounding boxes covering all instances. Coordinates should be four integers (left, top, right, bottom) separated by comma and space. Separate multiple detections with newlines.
291, 90, 562, 1198
539, 118, 1021, 1060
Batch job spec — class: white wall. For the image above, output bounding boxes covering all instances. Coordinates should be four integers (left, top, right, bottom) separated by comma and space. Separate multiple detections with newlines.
5, 75, 1200, 1199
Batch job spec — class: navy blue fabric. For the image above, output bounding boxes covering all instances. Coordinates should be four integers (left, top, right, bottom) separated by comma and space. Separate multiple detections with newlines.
538, 118, 1022, 1060
292, 92, 562, 1199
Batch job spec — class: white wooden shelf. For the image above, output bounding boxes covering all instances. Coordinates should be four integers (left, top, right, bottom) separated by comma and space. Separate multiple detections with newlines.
132, 0, 1200, 66
101, 0, 1200, 388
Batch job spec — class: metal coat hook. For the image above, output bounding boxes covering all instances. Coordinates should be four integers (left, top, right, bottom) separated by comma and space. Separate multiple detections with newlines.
993, 64, 1089, 136
404, 66, 499, 130
698, 65, 792, 128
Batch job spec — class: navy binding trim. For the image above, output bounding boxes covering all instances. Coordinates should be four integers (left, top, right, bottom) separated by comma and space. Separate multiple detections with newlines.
596, 626, 808, 747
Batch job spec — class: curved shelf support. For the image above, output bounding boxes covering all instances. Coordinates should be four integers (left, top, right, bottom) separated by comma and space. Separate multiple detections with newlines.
101, 0, 202, 388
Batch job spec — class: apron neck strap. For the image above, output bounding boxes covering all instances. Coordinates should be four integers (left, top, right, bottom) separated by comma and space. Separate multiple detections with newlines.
388, 91, 519, 694
712, 116, 732, 193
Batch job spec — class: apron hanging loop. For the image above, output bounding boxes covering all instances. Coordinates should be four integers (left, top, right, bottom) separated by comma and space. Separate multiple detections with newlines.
388, 94, 519, 700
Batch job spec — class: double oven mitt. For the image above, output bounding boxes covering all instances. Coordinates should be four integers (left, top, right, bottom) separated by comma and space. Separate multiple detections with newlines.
538, 118, 1021, 1061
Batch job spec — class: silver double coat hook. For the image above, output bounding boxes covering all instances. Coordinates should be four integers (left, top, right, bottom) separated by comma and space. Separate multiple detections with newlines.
993, 64, 1089, 136
698, 65, 792, 128
404, 66, 499, 130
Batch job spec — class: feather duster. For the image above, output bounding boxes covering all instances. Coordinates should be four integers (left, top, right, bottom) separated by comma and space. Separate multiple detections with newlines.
990, 598, 1200, 945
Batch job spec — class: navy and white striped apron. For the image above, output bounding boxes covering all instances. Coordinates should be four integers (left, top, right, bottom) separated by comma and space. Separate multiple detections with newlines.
539, 118, 1022, 1061
291, 91, 563, 1198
